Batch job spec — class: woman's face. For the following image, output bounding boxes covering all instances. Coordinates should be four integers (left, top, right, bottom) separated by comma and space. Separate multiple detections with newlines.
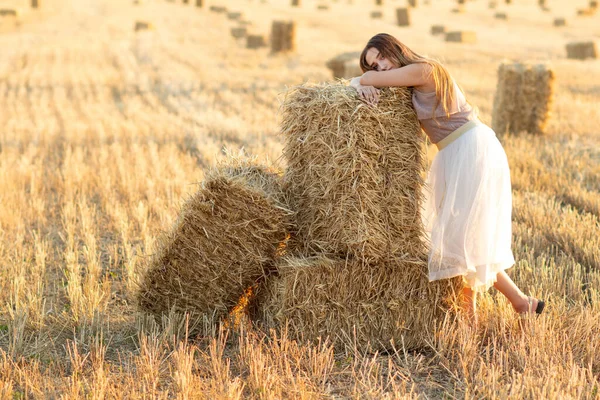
365, 47, 398, 71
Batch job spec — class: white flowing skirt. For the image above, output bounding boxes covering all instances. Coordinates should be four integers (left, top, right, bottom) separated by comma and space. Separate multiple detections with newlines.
421, 122, 515, 292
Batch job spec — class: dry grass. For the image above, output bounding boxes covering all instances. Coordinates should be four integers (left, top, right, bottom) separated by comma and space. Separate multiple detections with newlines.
0, 0, 599, 397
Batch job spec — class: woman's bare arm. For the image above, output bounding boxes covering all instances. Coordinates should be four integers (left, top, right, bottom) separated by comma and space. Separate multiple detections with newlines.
359, 63, 435, 91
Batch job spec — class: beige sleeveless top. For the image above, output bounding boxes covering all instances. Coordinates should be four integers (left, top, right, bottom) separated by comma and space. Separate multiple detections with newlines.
412, 81, 478, 144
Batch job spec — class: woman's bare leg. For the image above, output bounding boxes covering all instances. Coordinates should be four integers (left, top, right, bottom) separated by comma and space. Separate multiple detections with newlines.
461, 286, 477, 320
493, 270, 538, 313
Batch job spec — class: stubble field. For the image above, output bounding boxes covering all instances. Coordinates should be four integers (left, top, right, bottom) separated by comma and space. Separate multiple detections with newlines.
0, 0, 599, 397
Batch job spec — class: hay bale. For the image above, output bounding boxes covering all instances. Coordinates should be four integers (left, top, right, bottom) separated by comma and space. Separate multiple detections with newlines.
488, 1, 497, 8
491, 62, 555, 135
445, 31, 477, 43
231, 27, 247, 39
375, 0, 383, 5
247, 34, 268, 49
31, 0, 40, 8
451, 6, 465, 13
317, 4, 329, 10
325, 51, 361, 79
566, 41, 597, 60
430, 24, 445, 35
408, 0, 417, 7
591, 0, 598, 9
396, 7, 410, 26
279, 83, 426, 262
577, 8, 596, 15
209, 5, 227, 12
494, 12, 507, 19
252, 254, 462, 352
134, 21, 153, 31
0, 8, 19, 16
553, 17, 566, 26
291, 0, 301, 6
370, 10, 383, 18
227, 11, 242, 20
138, 157, 293, 325
238, 20, 252, 26
196, 0, 203, 7
458, 0, 465, 4
271, 20, 296, 53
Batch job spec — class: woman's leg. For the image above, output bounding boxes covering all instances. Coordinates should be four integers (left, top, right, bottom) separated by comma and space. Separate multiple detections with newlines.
493, 270, 538, 313
461, 286, 477, 319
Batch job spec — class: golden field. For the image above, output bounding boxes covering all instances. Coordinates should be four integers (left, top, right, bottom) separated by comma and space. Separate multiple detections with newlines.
0, 0, 599, 397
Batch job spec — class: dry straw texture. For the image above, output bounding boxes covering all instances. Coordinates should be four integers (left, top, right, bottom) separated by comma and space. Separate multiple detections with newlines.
491, 62, 555, 135
280, 82, 426, 264
253, 254, 462, 352
137, 155, 293, 326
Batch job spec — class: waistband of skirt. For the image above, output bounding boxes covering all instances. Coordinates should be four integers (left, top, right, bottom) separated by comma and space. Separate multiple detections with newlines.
435, 119, 482, 151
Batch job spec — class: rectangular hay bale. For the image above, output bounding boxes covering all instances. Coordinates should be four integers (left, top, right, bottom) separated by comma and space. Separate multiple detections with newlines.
396, 7, 410, 26
445, 31, 477, 43
430, 24, 445, 35
491, 62, 555, 135
231, 27, 247, 39
247, 34, 268, 49
566, 41, 598, 60
370, 10, 383, 18
279, 83, 425, 263
553, 18, 566, 26
271, 20, 296, 53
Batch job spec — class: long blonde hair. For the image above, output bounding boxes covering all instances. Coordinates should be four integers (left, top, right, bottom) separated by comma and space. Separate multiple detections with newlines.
359, 33, 460, 119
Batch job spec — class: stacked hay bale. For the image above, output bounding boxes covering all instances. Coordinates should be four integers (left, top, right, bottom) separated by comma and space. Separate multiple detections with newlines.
396, 7, 410, 26
138, 158, 292, 327
271, 21, 296, 53
247, 34, 268, 49
325, 51, 362, 79
566, 42, 597, 60
252, 83, 462, 352
491, 62, 555, 135
445, 31, 477, 43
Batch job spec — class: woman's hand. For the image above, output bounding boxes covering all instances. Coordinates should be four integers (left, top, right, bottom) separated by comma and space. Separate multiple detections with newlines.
350, 76, 380, 105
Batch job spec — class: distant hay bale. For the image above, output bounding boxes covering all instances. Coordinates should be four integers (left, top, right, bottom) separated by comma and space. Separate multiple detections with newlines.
591, 0, 598, 8
458, 0, 465, 4
317, 4, 329, 10
227, 11, 242, 20
566, 41, 598, 60
231, 27, 247, 39
252, 254, 462, 352
271, 20, 296, 53
445, 31, 476, 43
488, 1, 497, 8
31, 0, 40, 8
553, 17, 566, 26
279, 83, 426, 262
247, 34, 268, 49
183, 0, 189, 3
494, 12, 507, 19
396, 7, 410, 26
451, 6, 465, 13
491, 62, 555, 135
238, 20, 252, 26
291, 0, 300, 6
209, 5, 227, 12
134, 21, 153, 31
370, 10, 383, 18
577, 7, 596, 16
195, 0, 203, 7
138, 158, 293, 325
0, 8, 19, 16
325, 51, 362, 79
430, 24, 445, 35
375, 0, 383, 5
408, 0, 417, 7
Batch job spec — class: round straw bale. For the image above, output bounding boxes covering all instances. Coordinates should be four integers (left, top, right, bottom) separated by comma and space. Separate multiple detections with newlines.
251, 255, 462, 352
280, 83, 424, 264
137, 157, 293, 326
491, 62, 555, 135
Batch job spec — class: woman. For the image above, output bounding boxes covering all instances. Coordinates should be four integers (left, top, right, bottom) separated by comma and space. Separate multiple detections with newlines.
350, 33, 544, 321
